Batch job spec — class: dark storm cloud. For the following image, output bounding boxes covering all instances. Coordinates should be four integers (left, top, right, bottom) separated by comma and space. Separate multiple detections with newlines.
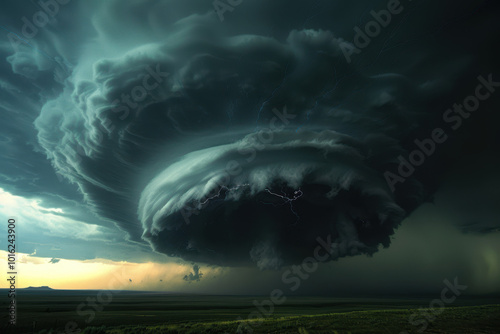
183, 264, 203, 282
34, 16, 428, 267
138, 129, 416, 268
0, 1, 117, 236
1, 0, 499, 269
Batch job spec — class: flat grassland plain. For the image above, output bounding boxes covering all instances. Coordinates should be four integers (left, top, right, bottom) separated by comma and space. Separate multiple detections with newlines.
1, 290, 499, 334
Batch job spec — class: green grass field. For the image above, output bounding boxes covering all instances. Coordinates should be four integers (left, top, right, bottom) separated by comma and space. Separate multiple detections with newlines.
1, 291, 499, 333
82, 305, 500, 334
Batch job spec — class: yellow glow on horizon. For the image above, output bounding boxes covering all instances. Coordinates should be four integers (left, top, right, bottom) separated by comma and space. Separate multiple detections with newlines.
0, 251, 220, 291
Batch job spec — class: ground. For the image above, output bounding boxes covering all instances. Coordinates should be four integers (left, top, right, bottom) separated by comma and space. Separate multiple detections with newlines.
1, 291, 498, 333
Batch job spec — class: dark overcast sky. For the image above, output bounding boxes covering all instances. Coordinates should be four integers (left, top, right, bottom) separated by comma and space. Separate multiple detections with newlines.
0, 0, 499, 294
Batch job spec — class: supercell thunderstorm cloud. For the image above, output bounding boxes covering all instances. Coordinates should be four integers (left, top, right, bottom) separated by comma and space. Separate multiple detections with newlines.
2, 0, 500, 272
37, 9, 423, 269
139, 128, 411, 269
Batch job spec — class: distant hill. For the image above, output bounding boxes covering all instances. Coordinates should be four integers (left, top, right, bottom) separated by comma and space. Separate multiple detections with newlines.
24, 286, 53, 290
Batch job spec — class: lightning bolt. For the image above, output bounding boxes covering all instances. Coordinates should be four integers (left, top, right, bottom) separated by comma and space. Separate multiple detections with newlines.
197, 184, 251, 208
261, 188, 303, 224
195, 184, 304, 225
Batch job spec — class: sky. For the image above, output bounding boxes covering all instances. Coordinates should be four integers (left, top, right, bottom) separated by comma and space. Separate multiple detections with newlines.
0, 0, 499, 295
